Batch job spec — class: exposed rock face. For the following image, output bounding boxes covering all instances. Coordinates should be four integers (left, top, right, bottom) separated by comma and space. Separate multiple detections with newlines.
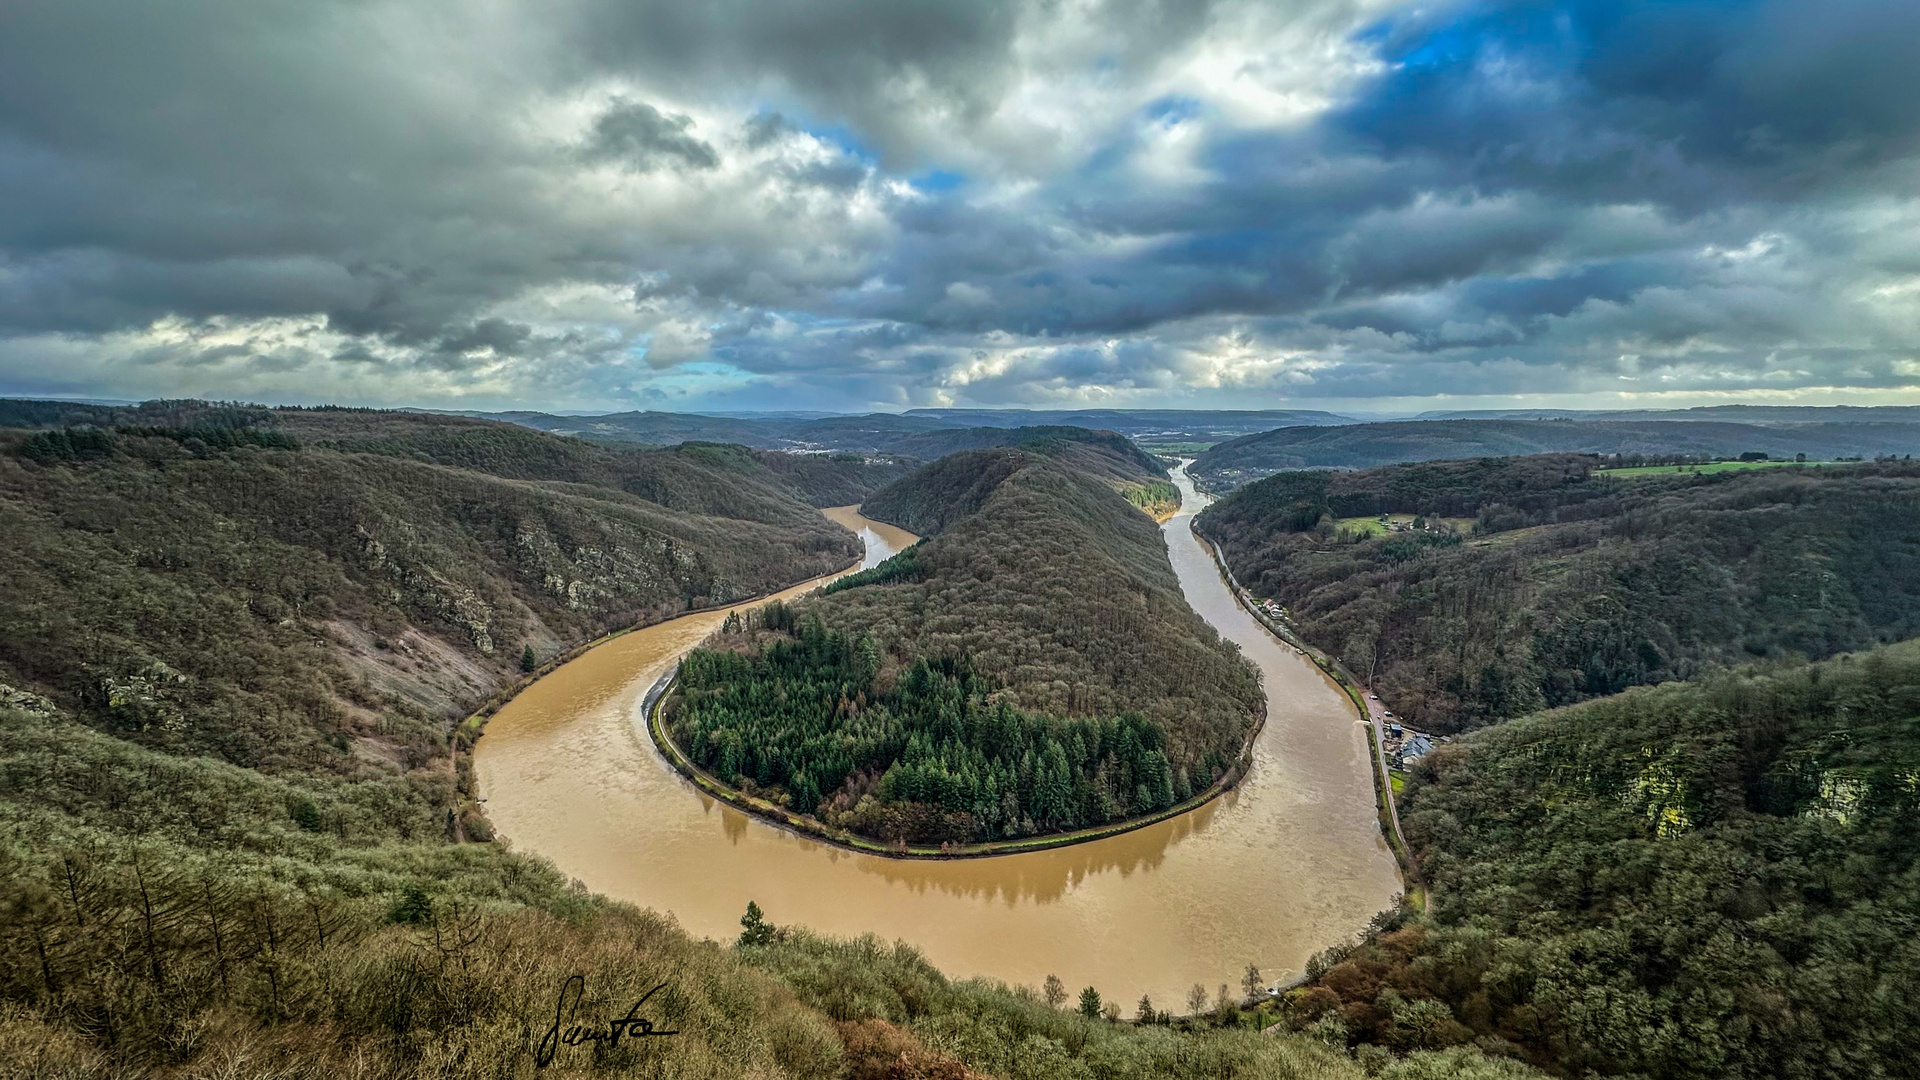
0, 681, 56, 716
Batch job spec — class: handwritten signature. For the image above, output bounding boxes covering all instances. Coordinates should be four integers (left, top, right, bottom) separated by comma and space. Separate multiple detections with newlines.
536, 974, 679, 1067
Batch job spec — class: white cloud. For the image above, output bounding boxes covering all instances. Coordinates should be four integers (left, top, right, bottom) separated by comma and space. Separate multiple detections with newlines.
1, 0, 1919, 411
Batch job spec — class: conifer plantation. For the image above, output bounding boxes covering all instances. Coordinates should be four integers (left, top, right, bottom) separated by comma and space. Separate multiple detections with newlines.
674, 616, 1186, 843
665, 440, 1264, 846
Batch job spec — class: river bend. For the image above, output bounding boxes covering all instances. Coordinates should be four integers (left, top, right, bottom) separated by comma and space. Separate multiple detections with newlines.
475, 473, 1399, 1007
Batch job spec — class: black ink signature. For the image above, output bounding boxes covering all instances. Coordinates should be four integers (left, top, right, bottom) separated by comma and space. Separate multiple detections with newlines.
536, 974, 679, 1067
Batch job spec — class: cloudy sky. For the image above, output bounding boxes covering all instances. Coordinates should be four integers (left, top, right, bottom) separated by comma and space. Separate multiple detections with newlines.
3, 0, 1919, 414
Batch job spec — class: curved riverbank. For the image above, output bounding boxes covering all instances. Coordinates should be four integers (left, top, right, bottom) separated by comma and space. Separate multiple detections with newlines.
644, 664, 1265, 859
455, 508, 883, 749
475, 487, 1398, 1010
1188, 515, 1421, 900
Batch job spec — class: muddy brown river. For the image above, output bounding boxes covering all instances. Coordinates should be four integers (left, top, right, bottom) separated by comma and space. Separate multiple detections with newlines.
475, 469, 1399, 1008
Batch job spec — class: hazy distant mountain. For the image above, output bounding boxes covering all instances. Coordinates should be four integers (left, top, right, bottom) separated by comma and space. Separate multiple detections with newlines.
902, 407, 1354, 437
1414, 405, 1920, 424
491, 407, 1364, 451
473, 409, 955, 451
1190, 418, 1920, 490
472, 407, 1205, 462
688, 409, 850, 420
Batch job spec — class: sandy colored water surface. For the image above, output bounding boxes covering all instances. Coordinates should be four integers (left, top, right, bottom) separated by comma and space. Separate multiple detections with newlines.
476, 481, 1398, 1007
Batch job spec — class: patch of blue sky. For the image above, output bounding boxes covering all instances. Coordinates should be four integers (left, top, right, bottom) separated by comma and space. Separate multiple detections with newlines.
1329, 2, 1587, 147
749, 100, 883, 166
911, 169, 966, 193
1057, 95, 1213, 188
1352, 0, 1584, 74
634, 361, 757, 398
793, 121, 879, 167
1143, 95, 1203, 125
667, 361, 750, 378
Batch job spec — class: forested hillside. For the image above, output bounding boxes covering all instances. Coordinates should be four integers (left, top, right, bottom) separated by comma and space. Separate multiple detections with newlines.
1414, 404, 1920, 424
880, 424, 1168, 480
1189, 418, 1920, 490
666, 445, 1260, 846
294, 409, 918, 508
0, 407, 873, 778
858, 426, 1171, 535
1196, 457, 1920, 733
1276, 641, 1920, 1078
0, 400, 917, 510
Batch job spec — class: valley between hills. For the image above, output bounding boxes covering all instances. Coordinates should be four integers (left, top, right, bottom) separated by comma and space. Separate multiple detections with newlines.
2, 400, 1916, 1079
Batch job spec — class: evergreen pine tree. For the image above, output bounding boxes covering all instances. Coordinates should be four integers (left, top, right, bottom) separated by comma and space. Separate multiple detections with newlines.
738, 900, 774, 947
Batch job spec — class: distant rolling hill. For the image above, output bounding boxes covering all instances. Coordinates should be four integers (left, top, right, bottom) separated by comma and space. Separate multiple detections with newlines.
1190, 417, 1920, 490
900, 408, 1354, 437
857, 425, 1170, 535
476, 406, 1361, 454
1413, 404, 1920, 423
467, 408, 957, 451
464, 406, 1189, 485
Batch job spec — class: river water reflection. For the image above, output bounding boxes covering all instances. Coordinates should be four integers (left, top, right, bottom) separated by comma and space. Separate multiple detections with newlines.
475, 473, 1399, 1007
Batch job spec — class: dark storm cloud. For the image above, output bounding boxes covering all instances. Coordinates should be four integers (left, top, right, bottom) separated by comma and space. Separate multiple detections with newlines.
0, 0, 1916, 409
580, 100, 720, 171
1336, 0, 1920, 207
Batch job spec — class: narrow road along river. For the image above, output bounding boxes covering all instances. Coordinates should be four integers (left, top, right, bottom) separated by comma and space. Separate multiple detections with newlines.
475, 473, 1399, 1008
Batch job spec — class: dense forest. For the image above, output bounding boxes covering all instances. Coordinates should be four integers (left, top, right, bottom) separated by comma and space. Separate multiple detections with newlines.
673, 614, 1190, 843
666, 443, 1261, 845
1276, 640, 1920, 1079
1197, 456, 1920, 733
1188, 418, 1920, 491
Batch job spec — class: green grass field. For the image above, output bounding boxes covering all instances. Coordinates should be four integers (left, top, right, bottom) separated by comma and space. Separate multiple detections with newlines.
1597, 459, 1817, 478
1334, 513, 1476, 537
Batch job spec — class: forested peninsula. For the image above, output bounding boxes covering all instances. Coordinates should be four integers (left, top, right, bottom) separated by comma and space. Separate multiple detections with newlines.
662, 432, 1264, 849
1196, 455, 1920, 733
